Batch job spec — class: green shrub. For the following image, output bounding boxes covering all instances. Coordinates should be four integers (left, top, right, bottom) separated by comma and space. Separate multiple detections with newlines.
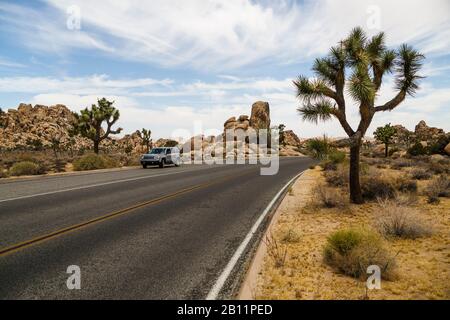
328, 150, 346, 164
73, 154, 119, 171
306, 137, 330, 159
9, 161, 40, 176
408, 142, 428, 156
324, 228, 396, 280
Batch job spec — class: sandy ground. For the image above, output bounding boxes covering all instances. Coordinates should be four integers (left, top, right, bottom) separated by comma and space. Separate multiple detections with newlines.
248, 168, 450, 300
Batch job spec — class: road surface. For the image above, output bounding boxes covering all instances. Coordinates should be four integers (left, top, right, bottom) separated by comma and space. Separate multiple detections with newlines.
0, 157, 314, 299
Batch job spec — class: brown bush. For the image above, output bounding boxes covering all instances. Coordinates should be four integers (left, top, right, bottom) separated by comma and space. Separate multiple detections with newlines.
425, 175, 450, 204
395, 176, 418, 193
410, 168, 432, 180
361, 174, 396, 200
324, 166, 348, 187
312, 184, 349, 209
376, 200, 432, 239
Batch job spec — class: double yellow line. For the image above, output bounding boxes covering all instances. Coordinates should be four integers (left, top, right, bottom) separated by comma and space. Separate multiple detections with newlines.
0, 171, 251, 258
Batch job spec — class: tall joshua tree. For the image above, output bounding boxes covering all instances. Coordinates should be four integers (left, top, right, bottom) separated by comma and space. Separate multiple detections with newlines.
295, 27, 424, 203
74, 98, 123, 154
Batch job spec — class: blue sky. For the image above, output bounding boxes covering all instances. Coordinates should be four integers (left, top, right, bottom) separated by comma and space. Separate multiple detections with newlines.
0, 0, 449, 139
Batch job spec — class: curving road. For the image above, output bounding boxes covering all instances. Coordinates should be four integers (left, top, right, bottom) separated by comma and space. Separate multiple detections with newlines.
0, 157, 314, 299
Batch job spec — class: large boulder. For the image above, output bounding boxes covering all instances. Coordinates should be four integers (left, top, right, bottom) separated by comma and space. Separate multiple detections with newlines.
250, 101, 270, 131
415, 120, 445, 141
445, 143, 450, 156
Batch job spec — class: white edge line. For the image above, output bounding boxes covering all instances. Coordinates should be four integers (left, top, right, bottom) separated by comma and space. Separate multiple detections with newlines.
0, 167, 199, 204
206, 170, 306, 300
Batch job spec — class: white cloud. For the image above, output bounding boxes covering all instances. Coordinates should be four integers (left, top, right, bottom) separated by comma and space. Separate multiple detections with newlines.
0, 74, 172, 95
4, 73, 443, 139
2, 0, 449, 70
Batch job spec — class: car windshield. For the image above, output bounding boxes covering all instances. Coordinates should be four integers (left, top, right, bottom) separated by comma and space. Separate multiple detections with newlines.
149, 148, 165, 154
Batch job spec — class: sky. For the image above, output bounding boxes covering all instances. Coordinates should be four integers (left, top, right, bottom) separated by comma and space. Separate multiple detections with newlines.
0, 0, 449, 140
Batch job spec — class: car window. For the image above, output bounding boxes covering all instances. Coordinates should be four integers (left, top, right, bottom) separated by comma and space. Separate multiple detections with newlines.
150, 148, 164, 154
166, 149, 171, 154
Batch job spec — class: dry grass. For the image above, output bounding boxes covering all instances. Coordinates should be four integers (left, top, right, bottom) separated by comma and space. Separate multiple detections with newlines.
311, 184, 349, 210
410, 168, 432, 180
264, 232, 288, 269
255, 168, 450, 300
376, 200, 432, 239
425, 175, 450, 204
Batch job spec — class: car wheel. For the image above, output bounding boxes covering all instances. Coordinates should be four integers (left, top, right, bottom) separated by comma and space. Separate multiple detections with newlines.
159, 159, 165, 168
142, 164, 147, 169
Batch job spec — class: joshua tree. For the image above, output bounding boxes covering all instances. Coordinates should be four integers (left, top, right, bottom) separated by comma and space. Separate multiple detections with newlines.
278, 124, 286, 147
295, 27, 424, 203
138, 128, 152, 153
73, 98, 123, 154
374, 123, 397, 158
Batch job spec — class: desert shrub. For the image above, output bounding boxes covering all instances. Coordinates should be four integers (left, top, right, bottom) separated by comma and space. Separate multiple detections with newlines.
408, 142, 428, 156
0, 169, 9, 178
281, 229, 301, 244
361, 174, 396, 200
394, 177, 418, 193
312, 184, 348, 209
328, 150, 346, 164
390, 159, 412, 170
73, 154, 119, 171
264, 233, 287, 268
410, 168, 432, 180
306, 138, 330, 159
376, 200, 431, 239
9, 161, 40, 176
427, 162, 448, 175
323, 228, 396, 280
425, 175, 450, 204
324, 166, 348, 187
320, 160, 337, 171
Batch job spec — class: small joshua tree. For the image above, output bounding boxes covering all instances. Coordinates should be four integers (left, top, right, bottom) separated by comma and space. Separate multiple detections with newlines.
278, 124, 286, 147
295, 27, 424, 203
138, 128, 152, 153
73, 98, 123, 154
374, 123, 397, 158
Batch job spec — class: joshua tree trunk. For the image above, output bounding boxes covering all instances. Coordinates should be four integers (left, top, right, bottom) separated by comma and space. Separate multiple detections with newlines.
349, 142, 363, 204
94, 140, 100, 154
385, 143, 389, 158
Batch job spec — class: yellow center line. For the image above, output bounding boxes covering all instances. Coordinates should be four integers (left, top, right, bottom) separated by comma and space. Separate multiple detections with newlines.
0, 169, 255, 258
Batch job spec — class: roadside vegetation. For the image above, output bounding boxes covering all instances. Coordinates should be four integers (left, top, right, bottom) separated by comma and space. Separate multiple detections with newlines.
251, 27, 449, 300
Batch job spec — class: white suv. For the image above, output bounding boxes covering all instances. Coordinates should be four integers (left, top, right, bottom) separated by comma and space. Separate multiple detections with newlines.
140, 147, 181, 168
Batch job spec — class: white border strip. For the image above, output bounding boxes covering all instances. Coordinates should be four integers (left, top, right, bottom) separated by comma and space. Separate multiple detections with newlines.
206, 170, 306, 300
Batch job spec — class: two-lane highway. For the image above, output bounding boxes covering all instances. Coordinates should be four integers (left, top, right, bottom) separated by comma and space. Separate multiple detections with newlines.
0, 157, 314, 299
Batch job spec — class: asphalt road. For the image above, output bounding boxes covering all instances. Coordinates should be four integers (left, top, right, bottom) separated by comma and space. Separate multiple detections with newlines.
0, 157, 314, 299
